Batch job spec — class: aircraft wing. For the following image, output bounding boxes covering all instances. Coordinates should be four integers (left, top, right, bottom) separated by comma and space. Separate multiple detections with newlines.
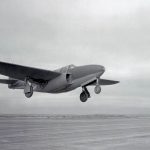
86, 78, 119, 86
0, 61, 61, 82
99, 79, 119, 85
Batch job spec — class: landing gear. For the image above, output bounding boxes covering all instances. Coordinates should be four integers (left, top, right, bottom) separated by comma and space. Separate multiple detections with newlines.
94, 78, 101, 94
80, 87, 90, 102
94, 85, 101, 94
80, 78, 102, 102
80, 92, 88, 102
24, 78, 33, 98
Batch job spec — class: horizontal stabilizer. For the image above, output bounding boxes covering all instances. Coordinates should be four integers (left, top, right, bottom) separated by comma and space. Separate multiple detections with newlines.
0, 79, 18, 84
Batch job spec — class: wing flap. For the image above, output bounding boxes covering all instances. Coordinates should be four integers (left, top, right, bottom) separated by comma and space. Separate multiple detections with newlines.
0, 61, 61, 81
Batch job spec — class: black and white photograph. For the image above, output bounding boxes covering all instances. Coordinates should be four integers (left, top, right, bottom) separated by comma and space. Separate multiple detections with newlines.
0, 0, 150, 149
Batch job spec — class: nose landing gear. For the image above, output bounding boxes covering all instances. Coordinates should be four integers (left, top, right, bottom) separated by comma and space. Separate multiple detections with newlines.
80, 78, 102, 102
80, 87, 90, 102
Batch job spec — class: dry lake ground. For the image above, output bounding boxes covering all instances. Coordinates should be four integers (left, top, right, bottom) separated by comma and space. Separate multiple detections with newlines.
0, 114, 150, 150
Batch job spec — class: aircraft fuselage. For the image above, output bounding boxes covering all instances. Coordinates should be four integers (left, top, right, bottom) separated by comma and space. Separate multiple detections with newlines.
33, 65, 105, 93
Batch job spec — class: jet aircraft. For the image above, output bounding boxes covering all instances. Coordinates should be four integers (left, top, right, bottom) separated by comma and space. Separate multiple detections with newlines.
0, 61, 119, 102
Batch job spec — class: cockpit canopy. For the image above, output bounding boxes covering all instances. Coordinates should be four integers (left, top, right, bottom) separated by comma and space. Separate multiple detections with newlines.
69, 64, 76, 69
56, 64, 76, 74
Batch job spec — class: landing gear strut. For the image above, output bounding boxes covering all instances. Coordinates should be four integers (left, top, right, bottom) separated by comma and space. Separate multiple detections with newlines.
24, 78, 33, 98
80, 87, 90, 102
94, 78, 101, 94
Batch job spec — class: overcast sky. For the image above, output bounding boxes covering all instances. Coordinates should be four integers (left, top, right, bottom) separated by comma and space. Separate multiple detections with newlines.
0, 0, 150, 114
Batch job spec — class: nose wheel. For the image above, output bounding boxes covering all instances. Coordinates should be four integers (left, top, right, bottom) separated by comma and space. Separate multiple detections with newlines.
80, 87, 90, 102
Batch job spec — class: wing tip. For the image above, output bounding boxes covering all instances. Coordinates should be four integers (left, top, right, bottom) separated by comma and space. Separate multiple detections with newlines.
112, 80, 120, 84
115, 81, 120, 84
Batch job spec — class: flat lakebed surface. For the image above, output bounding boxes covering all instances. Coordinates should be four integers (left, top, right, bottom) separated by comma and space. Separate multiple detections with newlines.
0, 115, 150, 150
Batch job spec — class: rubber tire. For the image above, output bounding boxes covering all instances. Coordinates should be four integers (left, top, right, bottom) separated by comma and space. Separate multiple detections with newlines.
94, 85, 101, 94
80, 92, 88, 102
24, 86, 33, 98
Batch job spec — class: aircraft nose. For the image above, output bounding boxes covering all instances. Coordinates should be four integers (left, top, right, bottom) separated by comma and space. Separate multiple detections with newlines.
96, 65, 105, 76
101, 66, 105, 72
95, 65, 105, 71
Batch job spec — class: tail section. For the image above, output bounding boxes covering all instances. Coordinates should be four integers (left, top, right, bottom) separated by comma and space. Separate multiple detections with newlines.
0, 79, 17, 84
0, 78, 17, 89
0, 78, 25, 89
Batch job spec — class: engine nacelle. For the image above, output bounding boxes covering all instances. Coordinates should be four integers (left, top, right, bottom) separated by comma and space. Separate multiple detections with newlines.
47, 74, 71, 92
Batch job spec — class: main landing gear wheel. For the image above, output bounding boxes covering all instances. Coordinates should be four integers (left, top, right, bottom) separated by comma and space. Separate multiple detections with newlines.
94, 77, 101, 94
24, 80, 33, 98
94, 85, 101, 94
80, 87, 90, 102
